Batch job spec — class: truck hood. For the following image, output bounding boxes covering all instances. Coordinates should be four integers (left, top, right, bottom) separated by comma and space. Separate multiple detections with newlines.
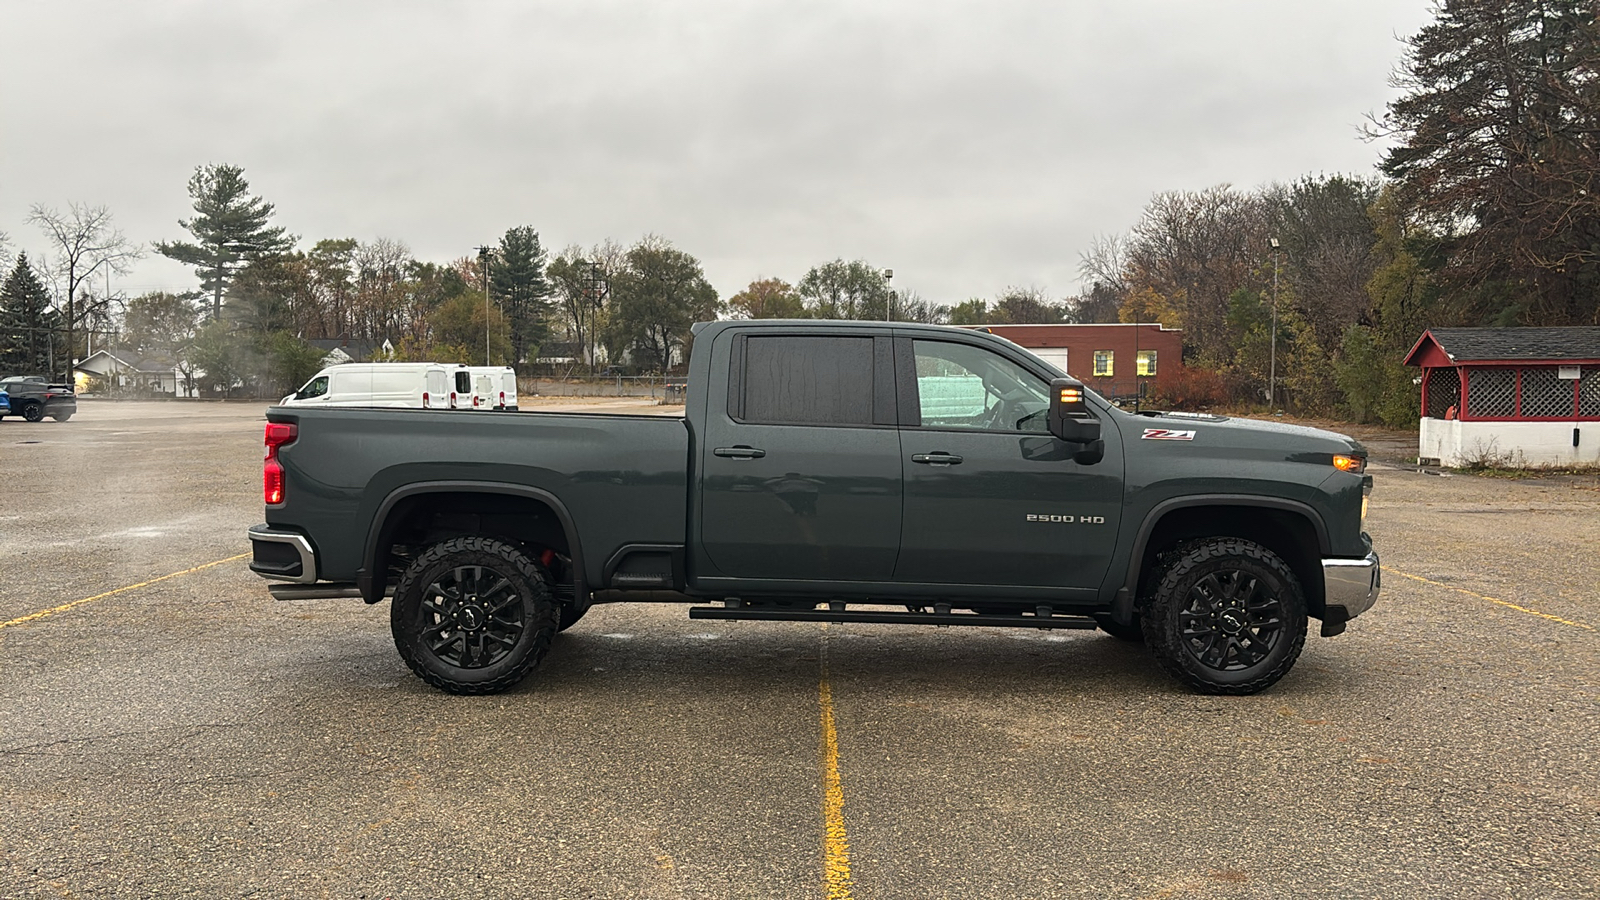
1126, 410, 1366, 456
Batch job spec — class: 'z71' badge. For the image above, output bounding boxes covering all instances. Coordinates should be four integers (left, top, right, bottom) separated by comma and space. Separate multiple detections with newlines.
1142, 428, 1196, 441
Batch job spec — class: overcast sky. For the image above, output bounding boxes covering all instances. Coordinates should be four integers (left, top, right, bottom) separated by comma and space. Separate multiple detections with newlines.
0, 0, 1436, 307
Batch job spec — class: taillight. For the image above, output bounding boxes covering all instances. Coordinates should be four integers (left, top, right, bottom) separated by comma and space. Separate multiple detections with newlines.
422, 391, 430, 408
449, 391, 457, 408
264, 422, 297, 505
499, 391, 506, 408
473, 395, 481, 407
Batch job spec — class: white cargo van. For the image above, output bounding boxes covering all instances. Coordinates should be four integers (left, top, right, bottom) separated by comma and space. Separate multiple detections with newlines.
464, 366, 518, 411
281, 363, 467, 409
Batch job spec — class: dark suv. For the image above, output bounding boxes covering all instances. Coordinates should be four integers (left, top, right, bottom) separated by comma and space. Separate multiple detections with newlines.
0, 376, 77, 422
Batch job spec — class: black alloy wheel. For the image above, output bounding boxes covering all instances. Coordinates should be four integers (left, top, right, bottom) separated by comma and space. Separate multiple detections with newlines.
1177, 570, 1284, 668
1142, 538, 1306, 695
20, 402, 44, 422
391, 536, 557, 695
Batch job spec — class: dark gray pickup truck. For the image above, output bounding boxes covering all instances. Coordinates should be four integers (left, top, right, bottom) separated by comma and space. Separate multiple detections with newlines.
248, 320, 1379, 696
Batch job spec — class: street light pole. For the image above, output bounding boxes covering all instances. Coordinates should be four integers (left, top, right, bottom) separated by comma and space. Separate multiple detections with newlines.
883, 268, 894, 321
475, 246, 492, 366
1269, 237, 1280, 410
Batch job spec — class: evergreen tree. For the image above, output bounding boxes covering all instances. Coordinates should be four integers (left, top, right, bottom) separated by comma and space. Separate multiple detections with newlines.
1377, 0, 1600, 324
490, 225, 552, 367
0, 252, 59, 374
155, 164, 295, 322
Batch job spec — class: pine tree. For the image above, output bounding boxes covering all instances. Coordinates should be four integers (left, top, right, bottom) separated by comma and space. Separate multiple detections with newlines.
155, 164, 295, 322
0, 252, 59, 374
1377, 0, 1600, 324
490, 226, 552, 367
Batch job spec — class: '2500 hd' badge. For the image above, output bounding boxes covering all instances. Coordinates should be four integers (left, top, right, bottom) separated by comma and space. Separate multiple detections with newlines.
1142, 428, 1196, 441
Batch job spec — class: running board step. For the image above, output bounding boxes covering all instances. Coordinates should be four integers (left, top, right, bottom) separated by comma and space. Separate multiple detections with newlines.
268, 582, 392, 601
688, 607, 1097, 629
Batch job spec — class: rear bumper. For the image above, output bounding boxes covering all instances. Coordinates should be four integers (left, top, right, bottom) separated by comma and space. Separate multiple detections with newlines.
1323, 543, 1380, 622
248, 524, 318, 583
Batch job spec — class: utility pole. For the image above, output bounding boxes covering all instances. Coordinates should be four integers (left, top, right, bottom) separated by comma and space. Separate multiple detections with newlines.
1269, 237, 1280, 410
476, 246, 493, 366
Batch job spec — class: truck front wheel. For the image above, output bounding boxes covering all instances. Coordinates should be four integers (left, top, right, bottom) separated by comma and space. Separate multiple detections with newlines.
1142, 539, 1307, 695
20, 402, 43, 422
390, 536, 558, 695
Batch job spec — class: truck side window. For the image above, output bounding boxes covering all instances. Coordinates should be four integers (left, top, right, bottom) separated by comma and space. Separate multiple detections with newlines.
298, 376, 329, 400
912, 340, 1050, 433
740, 336, 875, 426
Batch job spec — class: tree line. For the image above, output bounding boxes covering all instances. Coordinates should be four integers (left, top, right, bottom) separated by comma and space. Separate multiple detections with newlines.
3, 0, 1597, 419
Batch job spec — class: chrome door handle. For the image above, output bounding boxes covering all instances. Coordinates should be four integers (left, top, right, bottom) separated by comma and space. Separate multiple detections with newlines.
911, 452, 963, 466
714, 446, 766, 459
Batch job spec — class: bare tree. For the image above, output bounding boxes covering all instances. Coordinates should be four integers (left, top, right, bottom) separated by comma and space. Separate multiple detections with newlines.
28, 203, 141, 381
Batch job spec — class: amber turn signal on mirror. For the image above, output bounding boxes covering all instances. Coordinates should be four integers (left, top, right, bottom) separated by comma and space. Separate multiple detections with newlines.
1332, 454, 1365, 473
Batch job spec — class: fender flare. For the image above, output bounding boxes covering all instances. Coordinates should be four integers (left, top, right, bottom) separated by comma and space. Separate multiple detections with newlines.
361, 480, 586, 604
1112, 494, 1330, 620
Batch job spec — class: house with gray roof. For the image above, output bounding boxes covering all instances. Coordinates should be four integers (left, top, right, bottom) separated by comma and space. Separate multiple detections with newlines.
1404, 327, 1600, 466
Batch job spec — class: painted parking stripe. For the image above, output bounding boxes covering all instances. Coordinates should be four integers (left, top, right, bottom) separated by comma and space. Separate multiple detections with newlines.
818, 625, 855, 900
0, 554, 249, 631
1383, 565, 1595, 632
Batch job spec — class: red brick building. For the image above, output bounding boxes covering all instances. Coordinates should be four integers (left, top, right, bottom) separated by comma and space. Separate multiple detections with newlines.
973, 323, 1184, 400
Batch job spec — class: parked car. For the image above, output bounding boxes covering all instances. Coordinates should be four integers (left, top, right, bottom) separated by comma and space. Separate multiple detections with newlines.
279, 363, 470, 409
0, 376, 76, 422
0, 388, 10, 418
248, 320, 1380, 697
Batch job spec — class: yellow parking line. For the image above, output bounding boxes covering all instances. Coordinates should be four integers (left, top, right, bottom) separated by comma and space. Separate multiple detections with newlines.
818, 625, 855, 900
0, 554, 250, 631
1382, 566, 1596, 632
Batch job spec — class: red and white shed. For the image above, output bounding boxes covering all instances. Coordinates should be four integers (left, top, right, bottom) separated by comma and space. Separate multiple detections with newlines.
1404, 327, 1600, 466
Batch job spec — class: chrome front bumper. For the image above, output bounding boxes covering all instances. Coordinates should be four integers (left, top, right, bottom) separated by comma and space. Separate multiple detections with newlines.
1323, 548, 1380, 619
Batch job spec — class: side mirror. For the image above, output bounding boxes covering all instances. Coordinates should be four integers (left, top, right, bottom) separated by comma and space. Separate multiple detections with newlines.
1047, 377, 1102, 445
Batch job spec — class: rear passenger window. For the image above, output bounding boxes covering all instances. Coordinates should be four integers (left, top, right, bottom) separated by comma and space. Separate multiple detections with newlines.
455, 371, 471, 393
739, 336, 874, 426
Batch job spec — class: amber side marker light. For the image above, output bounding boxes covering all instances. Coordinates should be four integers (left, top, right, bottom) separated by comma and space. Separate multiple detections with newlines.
1060, 388, 1083, 403
1332, 454, 1365, 473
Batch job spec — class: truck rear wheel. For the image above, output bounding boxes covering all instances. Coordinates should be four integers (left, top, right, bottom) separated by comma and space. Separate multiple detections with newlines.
1141, 538, 1306, 695
390, 536, 558, 695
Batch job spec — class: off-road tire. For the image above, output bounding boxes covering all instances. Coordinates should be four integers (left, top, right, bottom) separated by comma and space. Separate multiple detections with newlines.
390, 536, 558, 695
20, 402, 43, 422
1141, 538, 1306, 695
1094, 613, 1145, 643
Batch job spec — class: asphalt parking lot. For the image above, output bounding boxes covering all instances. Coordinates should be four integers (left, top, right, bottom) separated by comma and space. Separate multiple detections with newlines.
1, 401, 1596, 899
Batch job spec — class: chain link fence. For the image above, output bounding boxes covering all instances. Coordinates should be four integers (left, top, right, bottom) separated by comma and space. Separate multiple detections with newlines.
518, 374, 687, 401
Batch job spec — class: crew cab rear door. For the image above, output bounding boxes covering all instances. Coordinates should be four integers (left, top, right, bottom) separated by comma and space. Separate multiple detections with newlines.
892, 335, 1123, 593
698, 329, 902, 581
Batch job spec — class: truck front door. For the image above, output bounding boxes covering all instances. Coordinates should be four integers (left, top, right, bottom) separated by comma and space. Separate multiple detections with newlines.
893, 337, 1123, 594
699, 331, 902, 582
